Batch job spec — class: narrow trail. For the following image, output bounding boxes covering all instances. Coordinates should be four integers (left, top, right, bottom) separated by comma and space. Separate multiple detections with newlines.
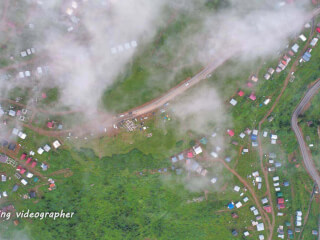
0, 0, 9, 24
298, 184, 317, 240
217, 158, 271, 239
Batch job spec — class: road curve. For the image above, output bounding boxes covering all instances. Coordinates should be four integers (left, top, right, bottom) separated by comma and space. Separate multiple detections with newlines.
291, 79, 320, 191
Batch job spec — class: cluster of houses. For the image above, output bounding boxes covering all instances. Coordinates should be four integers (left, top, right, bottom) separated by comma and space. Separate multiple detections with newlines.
170, 140, 225, 185
229, 90, 259, 107
229, 26, 319, 112
37, 140, 61, 155
228, 186, 264, 239
267, 152, 283, 172
20, 48, 35, 58
48, 178, 56, 191
228, 184, 266, 238
0, 153, 39, 200
226, 128, 281, 152
65, 0, 78, 16
110, 40, 138, 55
272, 176, 286, 211
262, 33, 316, 78
1, 106, 29, 122
251, 171, 263, 190
47, 121, 63, 130
17, 66, 46, 79
299, 36, 319, 63
295, 210, 303, 228
12, 128, 27, 140
171, 144, 211, 178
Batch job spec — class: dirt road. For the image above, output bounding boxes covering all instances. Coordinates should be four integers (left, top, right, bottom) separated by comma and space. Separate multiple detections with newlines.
291, 79, 320, 191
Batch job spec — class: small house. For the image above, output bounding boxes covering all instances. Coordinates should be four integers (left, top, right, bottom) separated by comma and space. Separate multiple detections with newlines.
292, 43, 299, 53
171, 156, 177, 163
264, 205, 272, 213
257, 223, 265, 231
29, 191, 36, 198
238, 90, 244, 97
12, 184, 18, 192
230, 98, 237, 106
227, 129, 234, 137
261, 197, 268, 204
44, 144, 51, 152
37, 147, 44, 155
249, 93, 256, 101
193, 146, 202, 155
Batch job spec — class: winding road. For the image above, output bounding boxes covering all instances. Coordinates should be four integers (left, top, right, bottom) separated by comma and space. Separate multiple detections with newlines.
291, 79, 320, 192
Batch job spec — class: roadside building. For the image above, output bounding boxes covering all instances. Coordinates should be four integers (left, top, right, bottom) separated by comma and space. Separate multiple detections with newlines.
227, 129, 234, 137
261, 197, 268, 204
264, 205, 272, 213
299, 34, 307, 42
292, 43, 299, 53
257, 223, 265, 231
310, 37, 318, 47
302, 52, 311, 62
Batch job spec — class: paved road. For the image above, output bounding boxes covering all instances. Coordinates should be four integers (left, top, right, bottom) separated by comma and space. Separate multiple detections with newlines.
291, 80, 320, 192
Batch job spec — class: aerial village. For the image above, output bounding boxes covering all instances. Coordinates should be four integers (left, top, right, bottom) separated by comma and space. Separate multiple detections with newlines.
154, 21, 320, 239
0, 0, 320, 239
0, 0, 85, 227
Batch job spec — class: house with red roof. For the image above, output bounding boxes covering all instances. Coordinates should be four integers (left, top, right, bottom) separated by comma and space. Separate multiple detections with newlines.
187, 152, 193, 158
26, 157, 32, 164
263, 205, 272, 213
249, 93, 256, 101
277, 198, 284, 204
31, 161, 37, 168
47, 121, 54, 129
20, 169, 26, 174
317, 27, 320, 33
16, 165, 22, 171
238, 90, 244, 97
278, 203, 285, 209
227, 129, 235, 137
247, 82, 253, 88
288, 50, 294, 56
20, 153, 27, 160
